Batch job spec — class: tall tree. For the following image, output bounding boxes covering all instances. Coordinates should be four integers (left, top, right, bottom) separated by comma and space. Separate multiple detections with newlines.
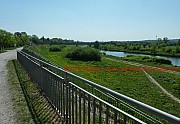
178, 39, 180, 46
175, 46, 180, 53
31, 35, 39, 44
14, 32, 29, 45
20, 32, 29, 45
163, 37, 168, 44
94, 41, 100, 49
0, 29, 16, 49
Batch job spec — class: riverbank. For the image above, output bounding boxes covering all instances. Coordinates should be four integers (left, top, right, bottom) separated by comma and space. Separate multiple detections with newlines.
102, 50, 180, 67
101, 49, 180, 58
26, 45, 180, 117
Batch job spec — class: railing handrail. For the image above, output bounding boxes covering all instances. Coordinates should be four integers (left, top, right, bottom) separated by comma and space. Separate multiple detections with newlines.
19, 50, 180, 124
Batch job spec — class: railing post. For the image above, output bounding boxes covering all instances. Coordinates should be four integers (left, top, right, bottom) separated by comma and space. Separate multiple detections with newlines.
65, 72, 69, 124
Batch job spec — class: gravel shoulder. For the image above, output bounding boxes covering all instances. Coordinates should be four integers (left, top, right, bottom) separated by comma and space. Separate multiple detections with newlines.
0, 48, 22, 123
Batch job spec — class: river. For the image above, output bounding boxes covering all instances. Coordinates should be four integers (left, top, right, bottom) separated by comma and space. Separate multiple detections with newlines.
103, 51, 180, 66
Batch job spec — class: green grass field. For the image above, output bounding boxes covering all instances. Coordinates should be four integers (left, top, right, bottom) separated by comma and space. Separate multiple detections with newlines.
27, 45, 180, 117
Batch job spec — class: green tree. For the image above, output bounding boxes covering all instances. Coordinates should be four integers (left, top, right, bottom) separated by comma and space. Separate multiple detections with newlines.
175, 46, 180, 53
40, 36, 45, 43
0, 29, 16, 49
14, 32, 29, 45
178, 39, 180, 46
21, 32, 29, 45
163, 37, 168, 44
31, 35, 39, 44
14, 33, 22, 46
151, 45, 156, 54
165, 47, 172, 52
94, 41, 100, 49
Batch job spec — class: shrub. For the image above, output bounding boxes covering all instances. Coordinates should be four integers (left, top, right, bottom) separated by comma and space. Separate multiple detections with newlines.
124, 55, 171, 65
126, 55, 135, 57
49, 46, 65, 52
139, 48, 151, 51
153, 58, 171, 65
165, 47, 172, 52
66, 47, 101, 61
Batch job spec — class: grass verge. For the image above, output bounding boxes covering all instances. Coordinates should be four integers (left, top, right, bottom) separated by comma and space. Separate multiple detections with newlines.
8, 60, 63, 123
7, 60, 33, 123
0, 50, 6, 54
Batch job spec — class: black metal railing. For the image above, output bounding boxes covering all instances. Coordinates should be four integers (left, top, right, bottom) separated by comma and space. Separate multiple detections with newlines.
17, 49, 180, 124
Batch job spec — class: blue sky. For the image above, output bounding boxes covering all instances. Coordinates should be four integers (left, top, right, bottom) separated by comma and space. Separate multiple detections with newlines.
0, 0, 180, 41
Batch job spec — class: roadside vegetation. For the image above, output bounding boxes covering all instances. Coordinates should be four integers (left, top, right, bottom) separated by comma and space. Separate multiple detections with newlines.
27, 45, 180, 117
7, 60, 32, 123
8, 60, 62, 123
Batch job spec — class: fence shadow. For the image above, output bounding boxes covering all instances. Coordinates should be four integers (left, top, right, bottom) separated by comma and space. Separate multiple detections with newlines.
13, 60, 63, 124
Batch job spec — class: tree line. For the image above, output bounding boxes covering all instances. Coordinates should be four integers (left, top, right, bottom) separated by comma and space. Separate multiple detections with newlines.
0, 29, 29, 50
1, 28, 180, 56
0, 29, 80, 50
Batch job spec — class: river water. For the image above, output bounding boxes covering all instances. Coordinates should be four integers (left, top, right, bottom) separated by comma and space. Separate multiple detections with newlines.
103, 51, 180, 66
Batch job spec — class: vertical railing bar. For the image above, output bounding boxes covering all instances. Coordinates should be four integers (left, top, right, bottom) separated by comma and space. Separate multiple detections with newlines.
106, 105, 109, 124
60, 79, 63, 116
75, 87, 78, 124
65, 73, 69, 124
72, 85, 74, 124
99, 101, 102, 124
56, 77, 58, 111
93, 97, 96, 124
124, 115, 127, 124
63, 80, 65, 118
88, 95, 91, 124
79, 90, 82, 124
53, 75, 55, 104
69, 83, 71, 124
54, 76, 57, 111
57, 78, 60, 113
114, 109, 117, 124
83, 92, 86, 124
51, 75, 53, 102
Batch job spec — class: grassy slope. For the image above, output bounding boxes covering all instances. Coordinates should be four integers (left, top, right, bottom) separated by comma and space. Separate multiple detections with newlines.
147, 70, 180, 98
7, 60, 33, 123
28, 45, 180, 117
8, 60, 63, 123
107, 55, 180, 98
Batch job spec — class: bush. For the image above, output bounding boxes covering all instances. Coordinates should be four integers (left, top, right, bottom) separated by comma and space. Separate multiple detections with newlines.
126, 55, 135, 57
49, 46, 65, 52
165, 47, 172, 52
139, 48, 151, 51
66, 47, 101, 61
124, 55, 171, 65
153, 58, 171, 65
